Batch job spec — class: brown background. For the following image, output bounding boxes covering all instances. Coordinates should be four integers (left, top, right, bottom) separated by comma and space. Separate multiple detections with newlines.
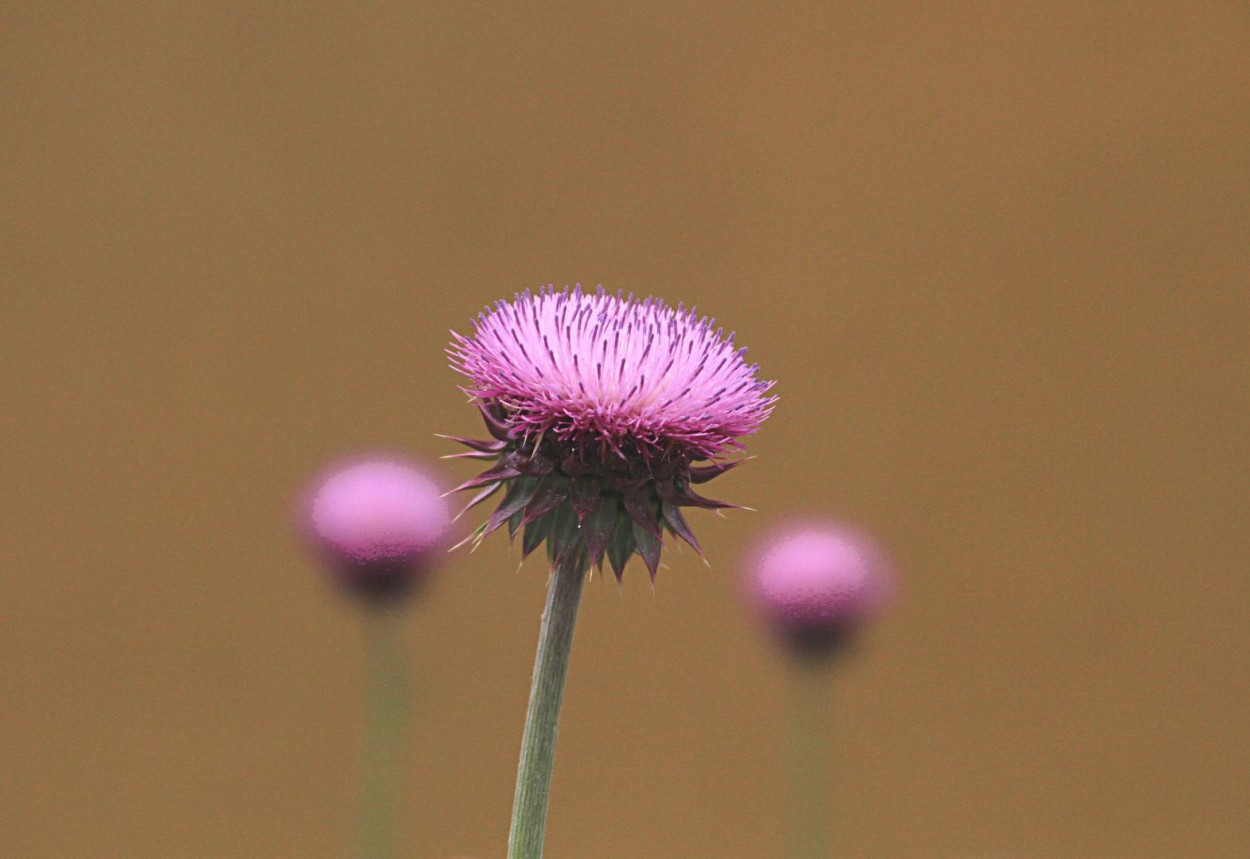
3, 3, 1248, 857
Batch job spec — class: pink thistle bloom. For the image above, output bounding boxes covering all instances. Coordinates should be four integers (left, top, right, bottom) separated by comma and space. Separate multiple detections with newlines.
744, 520, 893, 658
446, 285, 776, 580
303, 457, 452, 602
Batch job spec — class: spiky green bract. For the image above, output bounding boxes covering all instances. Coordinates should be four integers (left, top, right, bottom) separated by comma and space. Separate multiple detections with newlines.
445, 402, 752, 581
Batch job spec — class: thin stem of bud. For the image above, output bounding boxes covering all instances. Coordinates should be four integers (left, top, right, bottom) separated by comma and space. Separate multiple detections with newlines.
358, 607, 410, 859
787, 665, 832, 859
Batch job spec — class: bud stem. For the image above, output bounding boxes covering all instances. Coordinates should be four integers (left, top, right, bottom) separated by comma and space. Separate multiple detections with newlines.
787, 665, 833, 859
507, 551, 588, 859
359, 607, 410, 859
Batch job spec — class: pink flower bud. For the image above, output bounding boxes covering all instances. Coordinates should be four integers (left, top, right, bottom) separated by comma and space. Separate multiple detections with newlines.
743, 520, 893, 659
303, 456, 452, 602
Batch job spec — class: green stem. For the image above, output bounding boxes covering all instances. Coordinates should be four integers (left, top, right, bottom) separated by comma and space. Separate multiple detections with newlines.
358, 607, 410, 859
787, 665, 832, 859
507, 551, 589, 859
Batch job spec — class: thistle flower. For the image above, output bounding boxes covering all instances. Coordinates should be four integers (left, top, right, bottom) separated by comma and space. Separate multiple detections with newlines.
304, 456, 452, 602
446, 285, 776, 580
744, 520, 893, 659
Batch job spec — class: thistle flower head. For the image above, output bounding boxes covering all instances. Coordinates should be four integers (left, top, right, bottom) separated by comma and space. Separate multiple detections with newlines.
303, 456, 452, 602
744, 520, 893, 659
446, 285, 776, 580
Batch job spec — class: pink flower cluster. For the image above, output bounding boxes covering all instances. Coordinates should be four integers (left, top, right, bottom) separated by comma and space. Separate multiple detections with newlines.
449, 286, 776, 460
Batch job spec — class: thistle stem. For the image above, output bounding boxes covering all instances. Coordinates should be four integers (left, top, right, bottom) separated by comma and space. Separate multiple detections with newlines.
787, 664, 832, 859
507, 551, 588, 859
359, 607, 410, 859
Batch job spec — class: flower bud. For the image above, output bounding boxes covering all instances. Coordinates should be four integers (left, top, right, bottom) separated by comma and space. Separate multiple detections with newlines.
303, 456, 451, 603
744, 520, 893, 660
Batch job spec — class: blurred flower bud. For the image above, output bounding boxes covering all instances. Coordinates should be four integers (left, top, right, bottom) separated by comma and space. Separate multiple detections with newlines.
743, 519, 893, 660
302, 456, 452, 603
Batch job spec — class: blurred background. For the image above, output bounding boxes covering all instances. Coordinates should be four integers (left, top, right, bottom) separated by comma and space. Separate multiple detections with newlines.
3, 3, 1247, 857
